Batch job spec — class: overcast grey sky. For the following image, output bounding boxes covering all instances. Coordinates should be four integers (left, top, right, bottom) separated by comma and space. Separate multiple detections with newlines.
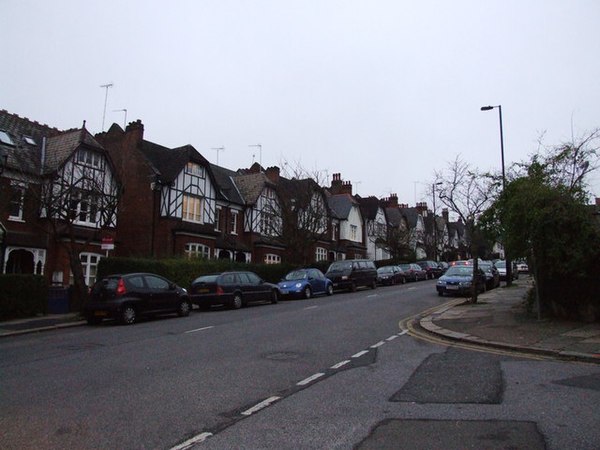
2, 0, 599, 204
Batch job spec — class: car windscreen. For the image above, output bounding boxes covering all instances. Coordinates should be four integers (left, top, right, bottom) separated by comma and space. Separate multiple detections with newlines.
445, 267, 472, 277
193, 275, 219, 284
285, 270, 308, 280
377, 267, 393, 273
328, 261, 353, 271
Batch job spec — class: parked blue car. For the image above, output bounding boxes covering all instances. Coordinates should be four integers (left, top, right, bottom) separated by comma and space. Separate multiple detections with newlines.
278, 268, 334, 299
436, 265, 486, 297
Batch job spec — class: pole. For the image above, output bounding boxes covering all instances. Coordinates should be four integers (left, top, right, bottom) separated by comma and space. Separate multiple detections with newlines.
497, 106, 513, 286
100, 83, 113, 132
433, 183, 438, 261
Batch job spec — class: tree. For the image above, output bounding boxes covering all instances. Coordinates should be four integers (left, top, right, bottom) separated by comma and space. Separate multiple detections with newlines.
435, 156, 500, 303
491, 129, 600, 319
258, 162, 331, 265
10, 135, 120, 309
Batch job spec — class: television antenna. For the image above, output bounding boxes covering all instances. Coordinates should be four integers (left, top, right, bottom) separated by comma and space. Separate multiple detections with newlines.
100, 82, 113, 131
249, 144, 262, 165
113, 108, 127, 129
211, 146, 225, 165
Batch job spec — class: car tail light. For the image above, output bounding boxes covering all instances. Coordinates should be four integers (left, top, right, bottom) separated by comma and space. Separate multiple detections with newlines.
216, 286, 224, 296
116, 278, 127, 295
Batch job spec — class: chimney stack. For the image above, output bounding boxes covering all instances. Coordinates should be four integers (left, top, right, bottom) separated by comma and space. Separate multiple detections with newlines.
265, 166, 280, 183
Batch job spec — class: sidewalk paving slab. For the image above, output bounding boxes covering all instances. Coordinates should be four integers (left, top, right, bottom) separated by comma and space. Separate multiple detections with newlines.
419, 277, 600, 364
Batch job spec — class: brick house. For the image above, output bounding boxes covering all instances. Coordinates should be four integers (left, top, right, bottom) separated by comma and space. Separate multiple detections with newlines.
96, 121, 223, 260
0, 110, 119, 287
326, 173, 367, 260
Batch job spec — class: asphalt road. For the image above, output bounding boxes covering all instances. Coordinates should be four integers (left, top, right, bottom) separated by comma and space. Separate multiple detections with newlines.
1, 280, 599, 449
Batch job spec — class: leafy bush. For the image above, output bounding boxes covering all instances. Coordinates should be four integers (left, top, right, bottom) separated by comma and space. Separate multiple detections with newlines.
0, 275, 47, 320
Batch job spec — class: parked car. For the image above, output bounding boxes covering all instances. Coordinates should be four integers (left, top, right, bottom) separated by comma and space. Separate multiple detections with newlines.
325, 259, 378, 292
398, 263, 428, 281
479, 261, 500, 290
84, 273, 191, 325
190, 271, 280, 309
376, 265, 406, 285
416, 260, 443, 279
436, 265, 486, 297
438, 261, 449, 274
277, 268, 334, 299
495, 260, 519, 281
516, 261, 529, 274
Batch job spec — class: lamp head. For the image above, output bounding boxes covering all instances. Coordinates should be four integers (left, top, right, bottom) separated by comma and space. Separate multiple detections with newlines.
480, 106, 494, 111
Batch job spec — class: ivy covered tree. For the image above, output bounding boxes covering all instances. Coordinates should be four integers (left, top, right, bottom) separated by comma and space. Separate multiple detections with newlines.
489, 129, 600, 319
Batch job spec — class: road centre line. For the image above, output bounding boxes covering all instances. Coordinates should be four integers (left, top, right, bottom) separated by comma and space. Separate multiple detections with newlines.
370, 341, 385, 348
330, 360, 351, 369
303, 306, 318, 310
367, 294, 378, 298
386, 335, 398, 341
184, 326, 214, 334
241, 396, 281, 416
398, 330, 408, 336
297, 373, 325, 386
170, 432, 213, 450
352, 350, 369, 358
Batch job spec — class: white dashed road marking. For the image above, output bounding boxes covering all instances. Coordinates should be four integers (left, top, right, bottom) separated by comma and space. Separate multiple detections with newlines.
184, 326, 214, 334
370, 341, 385, 348
352, 350, 369, 358
170, 432, 213, 450
297, 373, 325, 386
330, 360, 351, 369
241, 396, 281, 416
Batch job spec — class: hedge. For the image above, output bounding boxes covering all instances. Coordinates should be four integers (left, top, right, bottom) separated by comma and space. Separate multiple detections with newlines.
97, 257, 336, 289
0, 275, 48, 321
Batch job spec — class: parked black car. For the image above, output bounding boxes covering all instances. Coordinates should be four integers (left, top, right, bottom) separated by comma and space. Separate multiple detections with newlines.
416, 260, 443, 279
376, 265, 406, 285
84, 273, 191, 325
325, 259, 378, 292
190, 271, 280, 309
479, 261, 500, 290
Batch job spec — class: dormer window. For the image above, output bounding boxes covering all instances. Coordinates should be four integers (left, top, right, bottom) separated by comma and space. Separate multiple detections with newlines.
77, 148, 102, 168
0, 130, 14, 146
185, 162, 205, 177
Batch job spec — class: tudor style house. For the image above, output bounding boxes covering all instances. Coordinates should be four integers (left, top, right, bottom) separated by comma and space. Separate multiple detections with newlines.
326, 174, 366, 260
96, 121, 223, 261
358, 195, 390, 261
0, 110, 119, 287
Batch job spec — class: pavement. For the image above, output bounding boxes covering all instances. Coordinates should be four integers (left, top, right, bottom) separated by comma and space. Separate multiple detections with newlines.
1, 277, 599, 364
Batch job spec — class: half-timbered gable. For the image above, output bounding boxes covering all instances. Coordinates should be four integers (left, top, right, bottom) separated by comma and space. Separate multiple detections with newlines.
234, 172, 282, 236
0, 110, 120, 288
358, 195, 390, 261
327, 193, 366, 260
139, 142, 218, 225
209, 163, 250, 262
43, 129, 119, 228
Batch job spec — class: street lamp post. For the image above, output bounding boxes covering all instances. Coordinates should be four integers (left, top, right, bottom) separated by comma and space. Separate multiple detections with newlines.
432, 181, 443, 261
481, 104, 512, 286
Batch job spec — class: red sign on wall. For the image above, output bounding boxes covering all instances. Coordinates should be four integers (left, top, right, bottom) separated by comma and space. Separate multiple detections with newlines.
101, 236, 115, 250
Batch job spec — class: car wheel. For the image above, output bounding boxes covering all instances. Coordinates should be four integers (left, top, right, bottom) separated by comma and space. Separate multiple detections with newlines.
271, 290, 279, 304
371, 280, 377, 289
303, 286, 312, 299
350, 281, 357, 292
120, 305, 136, 325
177, 300, 191, 317
231, 293, 243, 309
326, 284, 334, 296
401, 276, 406, 284
86, 316, 102, 325
438, 291, 444, 297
